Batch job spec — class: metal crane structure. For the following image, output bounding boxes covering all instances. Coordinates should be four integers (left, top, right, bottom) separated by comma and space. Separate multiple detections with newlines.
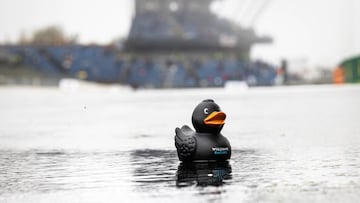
125, 0, 271, 58
232, 0, 271, 28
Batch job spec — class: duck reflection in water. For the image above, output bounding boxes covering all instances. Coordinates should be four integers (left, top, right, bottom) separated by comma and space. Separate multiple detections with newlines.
176, 161, 232, 187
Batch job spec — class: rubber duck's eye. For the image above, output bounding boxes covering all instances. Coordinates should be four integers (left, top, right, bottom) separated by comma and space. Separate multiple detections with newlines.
204, 108, 209, 115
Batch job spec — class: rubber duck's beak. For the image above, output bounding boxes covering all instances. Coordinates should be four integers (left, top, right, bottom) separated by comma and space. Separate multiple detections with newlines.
204, 111, 226, 127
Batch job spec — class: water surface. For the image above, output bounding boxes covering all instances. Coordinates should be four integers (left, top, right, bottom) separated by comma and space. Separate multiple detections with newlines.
0, 85, 359, 202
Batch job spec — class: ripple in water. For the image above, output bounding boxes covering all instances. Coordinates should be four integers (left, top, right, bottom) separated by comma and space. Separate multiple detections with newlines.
1, 148, 360, 202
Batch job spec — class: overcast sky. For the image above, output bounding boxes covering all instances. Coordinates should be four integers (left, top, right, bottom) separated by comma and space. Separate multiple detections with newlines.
1, 0, 359, 69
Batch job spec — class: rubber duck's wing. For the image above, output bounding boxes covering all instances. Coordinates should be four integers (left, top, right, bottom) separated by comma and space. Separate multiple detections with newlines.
175, 127, 196, 160
180, 125, 195, 135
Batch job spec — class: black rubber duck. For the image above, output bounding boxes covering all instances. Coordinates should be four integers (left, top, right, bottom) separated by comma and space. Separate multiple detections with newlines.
175, 99, 231, 162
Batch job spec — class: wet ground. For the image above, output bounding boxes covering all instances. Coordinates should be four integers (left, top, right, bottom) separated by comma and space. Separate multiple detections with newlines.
0, 85, 359, 202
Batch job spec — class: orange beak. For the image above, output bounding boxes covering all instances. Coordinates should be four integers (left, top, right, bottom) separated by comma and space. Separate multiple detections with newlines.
204, 111, 226, 127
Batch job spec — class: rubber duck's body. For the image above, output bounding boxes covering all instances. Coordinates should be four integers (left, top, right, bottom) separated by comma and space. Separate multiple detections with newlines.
175, 99, 231, 162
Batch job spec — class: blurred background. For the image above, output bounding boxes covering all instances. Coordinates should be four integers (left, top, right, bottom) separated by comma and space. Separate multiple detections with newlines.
1, 0, 359, 87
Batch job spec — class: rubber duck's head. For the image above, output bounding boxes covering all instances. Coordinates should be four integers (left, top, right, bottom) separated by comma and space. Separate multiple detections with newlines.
192, 99, 226, 134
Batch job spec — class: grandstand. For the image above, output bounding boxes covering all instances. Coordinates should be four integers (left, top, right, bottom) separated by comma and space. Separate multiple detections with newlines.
0, 0, 276, 88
